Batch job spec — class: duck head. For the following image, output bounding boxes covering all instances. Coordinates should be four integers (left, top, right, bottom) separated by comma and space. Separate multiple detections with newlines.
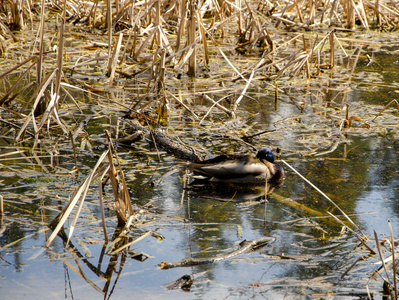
256, 147, 275, 163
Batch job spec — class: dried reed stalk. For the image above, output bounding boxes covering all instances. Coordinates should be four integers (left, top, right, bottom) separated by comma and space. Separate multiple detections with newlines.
388, 220, 398, 300
197, 11, 209, 67
176, 0, 187, 53
374, 230, 393, 296
68, 131, 79, 173
45, 150, 110, 247
133, 27, 158, 60
187, 0, 196, 76
105, 131, 134, 225
107, 0, 112, 62
347, 0, 356, 29
98, 165, 110, 242
110, 230, 152, 255
294, 0, 304, 23
200, 93, 233, 124
281, 159, 368, 240
0, 195, 3, 215
10, 0, 24, 30
55, 0, 66, 97
166, 90, 199, 119
15, 69, 57, 142
232, 69, 254, 116
155, 0, 161, 47
37, 0, 45, 84
329, 30, 335, 68
158, 48, 166, 93
108, 32, 123, 85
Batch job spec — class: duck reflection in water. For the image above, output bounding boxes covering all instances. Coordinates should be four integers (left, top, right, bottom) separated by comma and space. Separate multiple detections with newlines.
186, 147, 284, 201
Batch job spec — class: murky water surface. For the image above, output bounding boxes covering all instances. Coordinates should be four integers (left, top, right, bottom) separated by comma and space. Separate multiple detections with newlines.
1, 39, 399, 299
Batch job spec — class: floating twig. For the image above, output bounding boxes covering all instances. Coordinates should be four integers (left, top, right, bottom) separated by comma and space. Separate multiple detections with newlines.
159, 237, 275, 269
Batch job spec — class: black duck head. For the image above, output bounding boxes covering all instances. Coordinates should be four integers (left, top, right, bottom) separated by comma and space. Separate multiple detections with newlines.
256, 147, 275, 163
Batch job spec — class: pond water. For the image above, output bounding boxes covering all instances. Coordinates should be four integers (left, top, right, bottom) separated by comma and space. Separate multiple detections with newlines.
1, 38, 399, 300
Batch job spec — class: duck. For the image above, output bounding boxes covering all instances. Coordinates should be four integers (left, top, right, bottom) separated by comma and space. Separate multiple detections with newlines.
187, 147, 284, 185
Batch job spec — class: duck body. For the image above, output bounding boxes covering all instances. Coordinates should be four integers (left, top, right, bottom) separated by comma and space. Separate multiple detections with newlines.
188, 147, 284, 185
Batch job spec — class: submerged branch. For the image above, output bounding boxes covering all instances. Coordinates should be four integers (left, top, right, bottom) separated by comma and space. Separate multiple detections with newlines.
126, 119, 205, 162
159, 237, 275, 269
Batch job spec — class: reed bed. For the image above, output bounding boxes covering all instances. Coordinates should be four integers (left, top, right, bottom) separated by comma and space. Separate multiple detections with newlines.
0, 0, 397, 153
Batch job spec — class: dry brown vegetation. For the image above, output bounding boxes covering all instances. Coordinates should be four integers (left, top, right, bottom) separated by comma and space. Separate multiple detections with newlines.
0, 0, 398, 143
0, 0, 398, 152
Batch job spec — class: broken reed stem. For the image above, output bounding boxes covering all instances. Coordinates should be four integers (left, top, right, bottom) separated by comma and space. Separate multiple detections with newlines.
197, 12, 209, 67
280, 159, 367, 240
232, 69, 255, 116
329, 31, 334, 68
159, 237, 275, 269
37, 0, 45, 83
155, 0, 161, 47
294, 0, 304, 23
98, 165, 110, 242
110, 230, 152, 255
108, 32, 123, 85
55, 0, 66, 97
187, 0, 196, 76
15, 69, 57, 141
219, 48, 248, 82
45, 150, 110, 247
237, 0, 242, 37
166, 90, 199, 119
218, 48, 248, 82
69, 131, 79, 174
158, 48, 166, 93
0, 195, 3, 215
341, 256, 363, 279
309, 0, 315, 23
105, 130, 134, 220
347, 0, 355, 29
302, 35, 311, 79
200, 93, 233, 118
375, 0, 382, 26
175, 0, 187, 53
200, 94, 232, 124
107, 0, 112, 63
327, 211, 376, 255
329, 0, 338, 26
388, 220, 398, 300
374, 230, 393, 289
